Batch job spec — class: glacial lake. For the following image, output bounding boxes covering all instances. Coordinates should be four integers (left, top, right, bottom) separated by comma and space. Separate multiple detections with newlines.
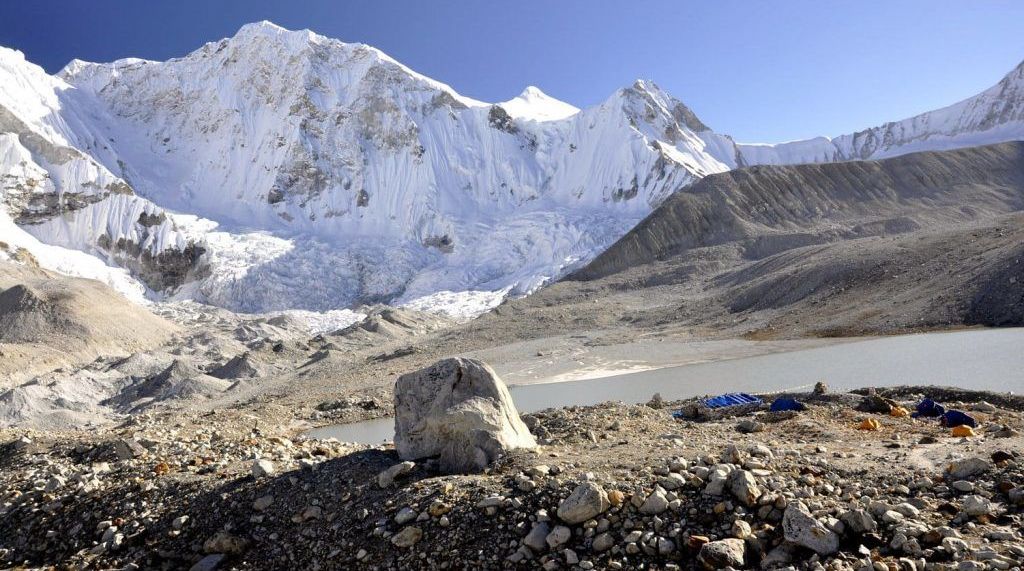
308, 328, 1024, 444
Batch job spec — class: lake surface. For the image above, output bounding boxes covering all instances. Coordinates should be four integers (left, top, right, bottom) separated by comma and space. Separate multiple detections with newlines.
308, 328, 1024, 444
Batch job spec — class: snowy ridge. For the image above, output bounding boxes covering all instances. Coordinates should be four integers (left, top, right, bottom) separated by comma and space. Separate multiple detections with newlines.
736, 59, 1024, 165
1, 22, 1023, 319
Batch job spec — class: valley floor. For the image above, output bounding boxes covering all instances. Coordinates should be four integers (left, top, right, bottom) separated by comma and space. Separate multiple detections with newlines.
2, 386, 1022, 570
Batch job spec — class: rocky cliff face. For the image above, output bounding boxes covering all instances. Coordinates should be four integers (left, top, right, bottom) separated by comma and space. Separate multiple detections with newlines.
0, 49, 206, 294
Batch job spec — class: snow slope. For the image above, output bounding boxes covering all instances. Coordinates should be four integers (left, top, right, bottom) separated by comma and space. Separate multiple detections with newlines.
0, 48, 204, 294
1, 21, 1022, 318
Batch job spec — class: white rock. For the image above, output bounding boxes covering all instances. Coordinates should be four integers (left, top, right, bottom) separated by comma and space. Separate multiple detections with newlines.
638, 488, 670, 515
961, 495, 997, 517
557, 483, 610, 524
394, 358, 536, 473
782, 501, 840, 555
251, 459, 275, 478
727, 469, 762, 507
945, 457, 991, 481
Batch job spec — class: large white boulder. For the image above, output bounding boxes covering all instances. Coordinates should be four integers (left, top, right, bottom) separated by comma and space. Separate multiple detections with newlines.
394, 358, 536, 473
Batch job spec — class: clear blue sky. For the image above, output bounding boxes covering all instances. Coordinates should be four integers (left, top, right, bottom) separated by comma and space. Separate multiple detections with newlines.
2, 1, 1022, 142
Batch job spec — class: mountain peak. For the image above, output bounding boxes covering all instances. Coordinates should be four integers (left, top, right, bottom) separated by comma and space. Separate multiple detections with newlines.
234, 20, 295, 37
500, 85, 579, 122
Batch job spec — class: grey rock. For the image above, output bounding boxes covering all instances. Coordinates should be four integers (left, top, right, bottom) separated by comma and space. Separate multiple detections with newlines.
394, 358, 536, 473
524, 522, 551, 551
391, 526, 423, 548
945, 457, 991, 481
728, 469, 762, 507
545, 525, 571, 549
697, 538, 745, 569
840, 509, 877, 534
378, 461, 415, 488
592, 532, 615, 552
557, 482, 610, 524
782, 501, 839, 555
113, 438, 146, 461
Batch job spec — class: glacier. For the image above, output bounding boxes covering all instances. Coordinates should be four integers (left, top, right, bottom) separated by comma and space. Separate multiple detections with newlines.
1, 21, 1022, 319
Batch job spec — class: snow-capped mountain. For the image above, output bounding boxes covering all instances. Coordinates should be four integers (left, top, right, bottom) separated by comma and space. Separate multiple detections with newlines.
736, 59, 1024, 165
27, 22, 739, 312
1, 21, 1022, 316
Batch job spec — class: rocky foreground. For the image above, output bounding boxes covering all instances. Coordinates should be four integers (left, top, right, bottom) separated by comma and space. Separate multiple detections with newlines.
1, 386, 1023, 570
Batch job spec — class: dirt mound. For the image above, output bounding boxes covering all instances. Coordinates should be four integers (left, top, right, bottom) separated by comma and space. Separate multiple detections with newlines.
103, 360, 231, 412
0, 262, 178, 385
333, 307, 453, 346
209, 352, 264, 380
0, 283, 86, 343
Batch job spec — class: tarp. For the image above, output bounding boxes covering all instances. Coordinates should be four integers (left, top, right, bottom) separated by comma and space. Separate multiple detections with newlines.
911, 398, 945, 418
769, 398, 807, 412
700, 393, 763, 409
940, 410, 977, 428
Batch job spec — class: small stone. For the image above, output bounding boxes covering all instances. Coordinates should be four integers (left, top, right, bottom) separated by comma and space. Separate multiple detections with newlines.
945, 457, 990, 481
961, 495, 996, 517
697, 538, 745, 569
736, 419, 765, 433
428, 500, 451, 517
950, 480, 974, 493
391, 526, 423, 548
731, 520, 751, 539
840, 509, 877, 534
394, 507, 417, 524
557, 483, 610, 524
528, 465, 551, 478
592, 532, 614, 552
251, 459, 275, 479
727, 469, 762, 507
524, 522, 550, 551
688, 535, 710, 550
638, 488, 669, 515
378, 461, 415, 488
545, 525, 571, 549
202, 532, 248, 555
113, 439, 147, 461
252, 495, 273, 511
881, 510, 905, 524
782, 501, 839, 555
